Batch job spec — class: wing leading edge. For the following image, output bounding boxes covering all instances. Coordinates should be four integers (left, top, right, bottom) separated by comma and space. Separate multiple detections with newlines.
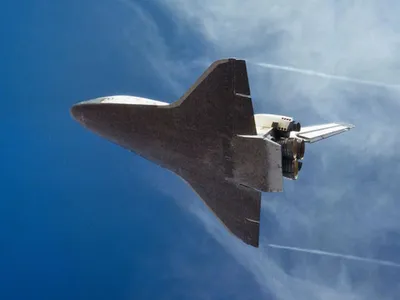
294, 123, 355, 143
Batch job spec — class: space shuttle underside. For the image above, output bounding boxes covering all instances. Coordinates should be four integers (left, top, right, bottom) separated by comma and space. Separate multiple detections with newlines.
71, 58, 354, 248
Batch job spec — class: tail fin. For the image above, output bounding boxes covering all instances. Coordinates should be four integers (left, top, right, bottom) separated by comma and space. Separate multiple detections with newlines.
170, 59, 257, 136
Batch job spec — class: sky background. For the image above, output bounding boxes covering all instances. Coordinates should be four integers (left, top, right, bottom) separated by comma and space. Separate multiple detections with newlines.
2, 0, 400, 299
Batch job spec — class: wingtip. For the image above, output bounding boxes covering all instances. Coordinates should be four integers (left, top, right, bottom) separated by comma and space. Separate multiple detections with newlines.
337, 122, 355, 129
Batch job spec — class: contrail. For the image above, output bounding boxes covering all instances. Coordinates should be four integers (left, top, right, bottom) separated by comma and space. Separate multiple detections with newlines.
268, 244, 400, 268
254, 62, 400, 90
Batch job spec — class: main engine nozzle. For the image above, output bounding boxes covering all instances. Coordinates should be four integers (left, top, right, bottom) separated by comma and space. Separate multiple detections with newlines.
282, 158, 300, 180
278, 138, 305, 160
296, 139, 305, 160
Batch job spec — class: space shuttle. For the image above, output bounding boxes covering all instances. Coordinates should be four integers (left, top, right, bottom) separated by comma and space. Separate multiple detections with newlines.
70, 58, 354, 247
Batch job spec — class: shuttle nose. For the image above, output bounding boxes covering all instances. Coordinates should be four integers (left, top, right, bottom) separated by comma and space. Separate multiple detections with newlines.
70, 102, 87, 124
70, 104, 80, 120
70, 98, 104, 124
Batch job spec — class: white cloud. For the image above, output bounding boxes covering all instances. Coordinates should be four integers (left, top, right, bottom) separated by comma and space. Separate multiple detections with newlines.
119, 1, 400, 299
155, 176, 380, 300
158, 0, 400, 158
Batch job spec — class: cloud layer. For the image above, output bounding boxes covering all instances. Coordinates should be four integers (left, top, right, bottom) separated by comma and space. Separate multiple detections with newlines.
120, 1, 400, 299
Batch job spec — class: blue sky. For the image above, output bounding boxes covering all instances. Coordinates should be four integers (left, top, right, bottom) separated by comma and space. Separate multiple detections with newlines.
2, 1, 400, 299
